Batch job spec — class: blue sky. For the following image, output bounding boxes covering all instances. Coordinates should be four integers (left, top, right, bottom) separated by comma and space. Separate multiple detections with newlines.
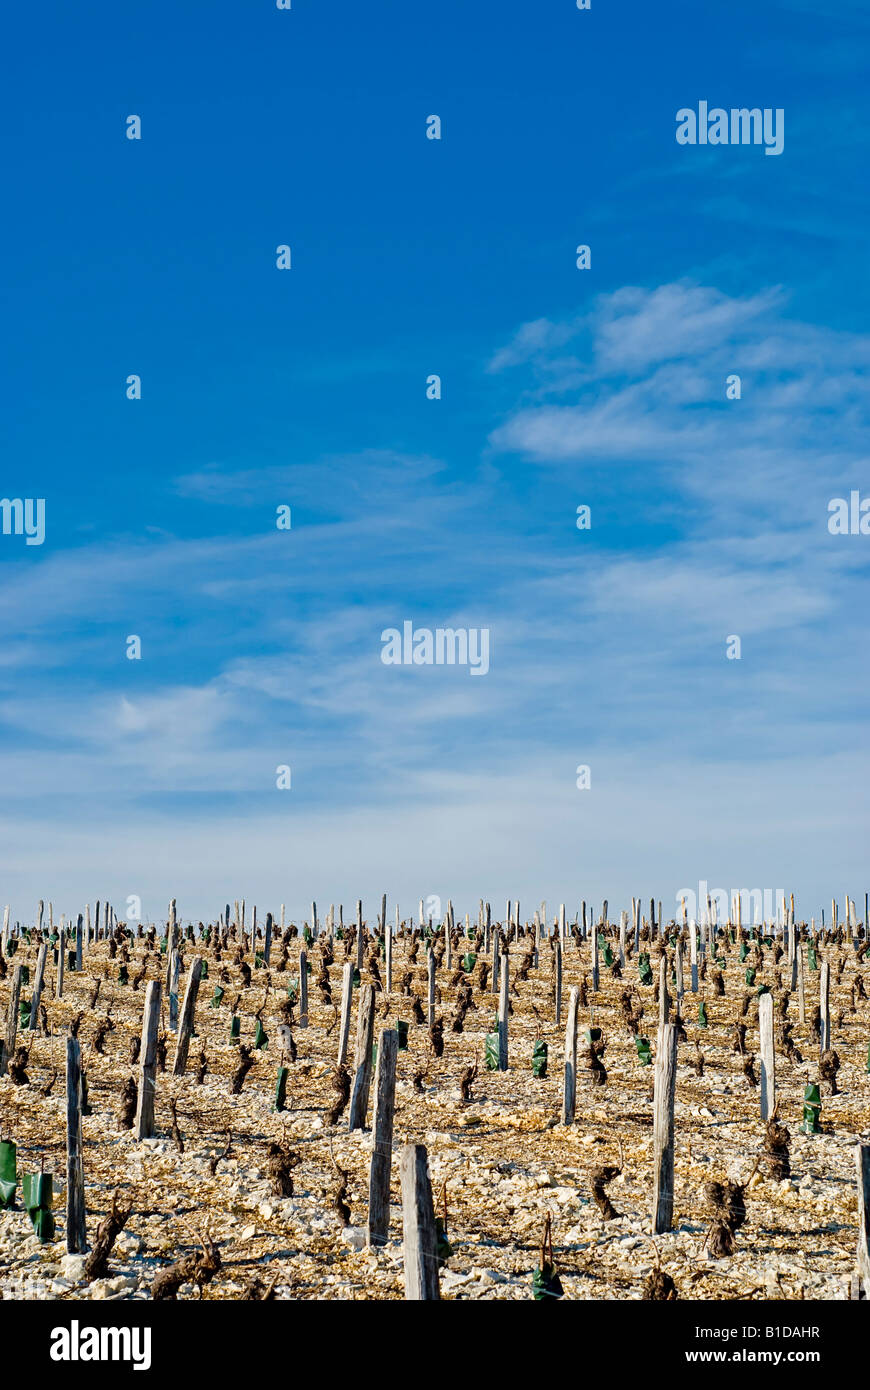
1, 0, 868, 925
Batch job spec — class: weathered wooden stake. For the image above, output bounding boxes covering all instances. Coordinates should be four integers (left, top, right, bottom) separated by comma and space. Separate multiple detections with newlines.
171, 957, 203, 1076
658, 954, 670, 1029
56, 923, 66, 999
857, 1144, 870, 1296
337, 961, 354, 1065
299, 948, 309, 1027
819, 959, 831, 1053
561, 985, 580, 1124
400, 1144, 440, 1300
1, 964, 23, 1076
427, 949, 436, 1029
497, 951, 509, 1070
75, 912, 83, 972
554, 935, 562, 1025
797, 941, 806, 1025
366, 1028, 398, 1247
690, 921, 698, 992
759, 990, 776, 1121
168, 948, 180, 1031
349, 984, 376, 1131
66, 1037, 87, 1253
263, 911, 273, 966
652, 1022, 678, 1234
133, 980, 162, 1141
385, 913, 393, 994
30, 942, 48, 1030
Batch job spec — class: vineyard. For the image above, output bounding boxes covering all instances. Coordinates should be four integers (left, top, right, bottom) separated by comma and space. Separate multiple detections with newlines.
0, 900, 868, 1301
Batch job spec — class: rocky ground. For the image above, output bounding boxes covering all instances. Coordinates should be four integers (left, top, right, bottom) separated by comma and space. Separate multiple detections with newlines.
0, 918, 867, 1300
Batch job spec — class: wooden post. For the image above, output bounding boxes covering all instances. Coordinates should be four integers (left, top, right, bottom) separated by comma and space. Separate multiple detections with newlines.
349, 984, 376, 1131
591, 919, 599, 991
1, 964, 23, 1076
75, 912, 83, 972
263, 911, 273, 966
427, 949, 436, 1029
497, 950, 509, 1070
56, 922, 66, 999
554, 935, 562, 1026
355, 900, 365, 972
491, 927, 499, 994
1, 905, 8, 957
168, 947, 180, 1031
559, 902, 566, 942
857, 1144, 870, 1296
561, 985, 579, 1124
337, 961, 354, 1065
400, 1144, 440, 1300
134, 980, 162, 1141
658, 954, 670, 1029
385, 912, 393, 994
29, 942, 48, 1030
311, 901, 317, 941
618, 911, 626, 968
759, 990, 776, 1121
675, 941, 684, 1003
366, 1028, 398, 1247
819, 959, 831, 1053
652, 1023, 678, 1234
171, 957, 203, 1076
66, 1037, 87, 1253
690, 921, 698, 993
299, 948, 309, 1027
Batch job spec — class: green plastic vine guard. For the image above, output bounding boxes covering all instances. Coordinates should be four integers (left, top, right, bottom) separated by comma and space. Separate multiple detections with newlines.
210, 986, 225, 1008
19, 1000, 31, 1029
638, 953, 653, 985
230, 1016, 241, 1045
698, 1001, 708, 1028
255, 952, 265, 968
532, 1264, 564, 1300
0, 1140, 17, 1209
21, 1173, 54, 1242
6, 938, 17, 957
287, 979, 299, 1004
801, 1082, 822, 1134
19, 965, 30, 986
532, 1040, 548, 1077
634, 1035, 652, 1065
739, 942, 749, 962
745, 967, 757, 986
81, 1073, 92, 1116
715, 956, 726, 969
462, 953, 477, 973
808, 946, 818, 971
118, 965, 128, 985
200, 960, 209, 979
352, 968, 361, 988
273, 1067, 289, 1113
303, 926, 312, 945
67, 950, 76, 972
160, 938, 167, 955
254, 1020, 268, 1049
484, 1032, 500, 1071
397, 1020, 409, 1051
336, 927, 344, 940
602, 943, 614, 968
